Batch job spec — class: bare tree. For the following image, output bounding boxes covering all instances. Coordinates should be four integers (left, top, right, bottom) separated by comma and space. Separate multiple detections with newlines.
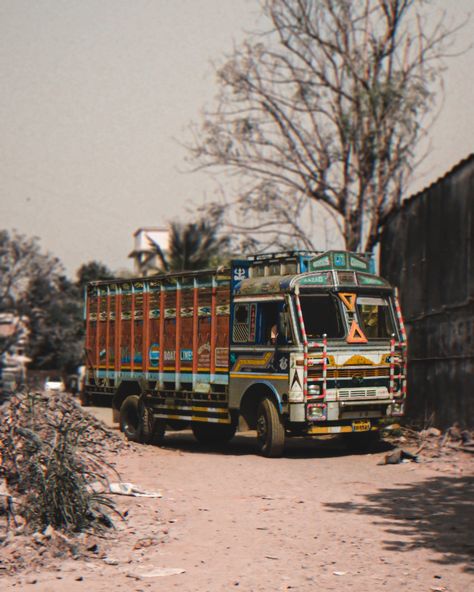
187, 0, 459, 252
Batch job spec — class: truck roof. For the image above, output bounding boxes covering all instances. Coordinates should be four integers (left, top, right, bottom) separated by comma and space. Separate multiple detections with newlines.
233, 270, 392, 297
86, 250, 390, 295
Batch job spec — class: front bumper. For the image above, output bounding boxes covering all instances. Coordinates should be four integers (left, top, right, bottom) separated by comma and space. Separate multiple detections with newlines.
289, 389, 405, 424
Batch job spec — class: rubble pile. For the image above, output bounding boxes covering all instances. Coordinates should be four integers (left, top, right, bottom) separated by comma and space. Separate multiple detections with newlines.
381, 423, 474, 464
0, 391, 128, 574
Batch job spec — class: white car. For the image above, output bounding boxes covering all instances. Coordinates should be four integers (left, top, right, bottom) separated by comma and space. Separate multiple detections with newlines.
44, 375, 65, 393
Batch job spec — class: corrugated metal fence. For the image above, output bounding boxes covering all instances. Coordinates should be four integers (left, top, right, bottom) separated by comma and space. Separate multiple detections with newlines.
381, 155, 474, 428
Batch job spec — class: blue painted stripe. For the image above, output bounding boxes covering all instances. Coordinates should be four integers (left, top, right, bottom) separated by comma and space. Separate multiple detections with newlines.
96, 369, 229, 385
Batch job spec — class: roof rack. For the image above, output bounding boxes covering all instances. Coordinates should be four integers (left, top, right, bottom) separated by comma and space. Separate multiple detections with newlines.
246, 250, 324, 262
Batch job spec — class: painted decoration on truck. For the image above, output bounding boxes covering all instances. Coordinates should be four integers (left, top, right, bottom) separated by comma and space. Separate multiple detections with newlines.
121, 345, 131, 365
334, 252, 347, 267
198, 341, 210, 367
231, 260, 250, 291
149, 343, 160, 367
299, 273, 331, 286
215, 347, 229, 368
310, 255, 330, 270
233, 267, 247, 281
180, 349, 193, 362
357, 273, 386, 286
349, 255, 369, 271
164, 350, 176, 362
232, 351, 273, 373
108, 314, 115, 365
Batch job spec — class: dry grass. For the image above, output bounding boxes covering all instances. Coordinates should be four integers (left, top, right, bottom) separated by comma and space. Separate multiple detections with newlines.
0, 392, 120, 534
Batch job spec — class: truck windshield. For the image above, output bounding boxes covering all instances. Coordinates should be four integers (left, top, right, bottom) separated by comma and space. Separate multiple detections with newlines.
299, 294, 344, 338
356, 296, 395, 339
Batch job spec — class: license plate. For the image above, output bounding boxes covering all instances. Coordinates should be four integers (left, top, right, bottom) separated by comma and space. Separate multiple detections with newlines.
352, 420, 371, 432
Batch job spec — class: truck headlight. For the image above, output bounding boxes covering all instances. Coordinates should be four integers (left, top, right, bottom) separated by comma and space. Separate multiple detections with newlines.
307, 384, 321, 397
307, 403, 326, 421
389, 402, 405, 416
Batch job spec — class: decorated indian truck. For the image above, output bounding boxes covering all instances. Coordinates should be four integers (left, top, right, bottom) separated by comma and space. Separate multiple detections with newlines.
82, 250, 407, 457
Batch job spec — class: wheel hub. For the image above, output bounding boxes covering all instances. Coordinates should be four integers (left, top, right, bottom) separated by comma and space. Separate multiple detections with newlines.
257, 414, 267, 441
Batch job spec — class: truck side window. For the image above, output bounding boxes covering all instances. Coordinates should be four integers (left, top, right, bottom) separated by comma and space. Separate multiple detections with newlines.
258, 302, 284, 345
232, 304, 256, 343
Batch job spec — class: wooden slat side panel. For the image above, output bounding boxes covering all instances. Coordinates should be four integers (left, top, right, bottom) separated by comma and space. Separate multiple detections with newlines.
120, 292, 132, 369
179, 287, 194, 371
163, 289, 177, 372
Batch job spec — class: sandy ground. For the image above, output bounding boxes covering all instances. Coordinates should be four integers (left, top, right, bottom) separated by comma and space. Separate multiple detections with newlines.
1, 406, 473, 592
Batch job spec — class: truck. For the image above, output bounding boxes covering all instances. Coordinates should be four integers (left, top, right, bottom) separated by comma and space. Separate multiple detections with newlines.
82, 250, 407, 457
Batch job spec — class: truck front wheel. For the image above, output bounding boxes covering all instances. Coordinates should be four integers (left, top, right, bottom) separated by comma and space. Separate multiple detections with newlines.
256, 398, 285, 458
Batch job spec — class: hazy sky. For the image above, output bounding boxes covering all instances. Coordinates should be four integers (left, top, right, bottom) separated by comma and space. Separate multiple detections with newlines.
0, 0, 472, 276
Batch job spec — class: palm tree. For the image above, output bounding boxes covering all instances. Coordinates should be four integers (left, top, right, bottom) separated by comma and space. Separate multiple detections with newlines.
151, 219, 229, 273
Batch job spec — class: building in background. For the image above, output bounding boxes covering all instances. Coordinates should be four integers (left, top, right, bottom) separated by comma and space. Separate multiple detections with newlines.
381, 155, 473, 428
0, 313, 30, 395
128, 226, 169, 276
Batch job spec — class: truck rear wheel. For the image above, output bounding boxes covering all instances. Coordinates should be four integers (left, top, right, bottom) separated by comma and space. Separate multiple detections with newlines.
141, 405, 166, 445
120, 395, 166, 444
256, 398, 285, 458
120, 395, 142, 442
192, 422, 236, 445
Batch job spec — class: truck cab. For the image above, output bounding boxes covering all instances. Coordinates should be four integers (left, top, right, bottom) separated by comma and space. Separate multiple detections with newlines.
228, 251, 407, 455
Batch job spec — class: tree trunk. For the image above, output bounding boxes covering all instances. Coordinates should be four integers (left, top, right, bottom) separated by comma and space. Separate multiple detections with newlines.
344, 211, 362, 252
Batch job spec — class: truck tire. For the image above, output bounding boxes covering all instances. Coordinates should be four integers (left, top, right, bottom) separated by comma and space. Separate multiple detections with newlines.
192, 422, 236, 445
256, 398, 285, 458
141, 404, 166, 445
120, 395, 142, 442
120, 395, 166, 445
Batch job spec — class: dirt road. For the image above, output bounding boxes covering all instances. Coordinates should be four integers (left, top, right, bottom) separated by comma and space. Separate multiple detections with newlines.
3, 407, 473, 591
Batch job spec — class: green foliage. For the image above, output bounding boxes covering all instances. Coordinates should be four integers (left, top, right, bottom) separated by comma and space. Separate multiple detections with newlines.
154, 218, 230, 272
0, 230, 60, 312
0, 230, 62, 360
76, 261, 114, 288
0, 230, 96, 372
25, 275, 84, 372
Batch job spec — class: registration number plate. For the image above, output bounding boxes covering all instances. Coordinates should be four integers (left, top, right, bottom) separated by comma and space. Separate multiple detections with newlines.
352, 420, 371, 432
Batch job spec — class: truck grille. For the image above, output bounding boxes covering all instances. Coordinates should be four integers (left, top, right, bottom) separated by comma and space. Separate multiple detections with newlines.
308, 367, 390, 379
338, 388, 387, 399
